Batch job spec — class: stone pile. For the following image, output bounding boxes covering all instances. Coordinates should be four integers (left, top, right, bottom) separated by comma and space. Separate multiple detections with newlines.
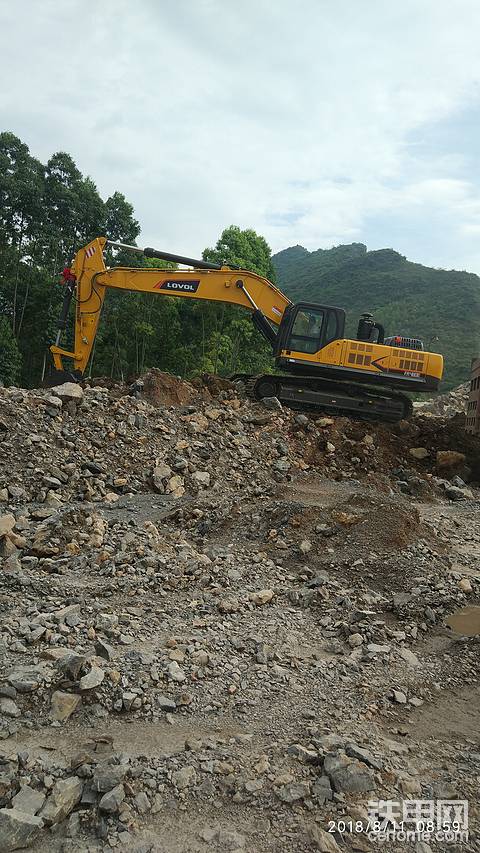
0, 374, 479, 851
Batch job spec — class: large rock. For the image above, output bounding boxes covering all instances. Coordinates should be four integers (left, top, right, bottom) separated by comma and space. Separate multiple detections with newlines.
7, 667, 44, 693
168, 661, 186, 682
54, 604, 82, 626
192, 470, 211, 487
445, 484, 473, 501
275, 781, 310, 802
399, 648, 421, 667
0, 514, 15, 537
79, 665, 104, 691
152, 463, 173, 491
308, 824, 341, 852
93, 763, 127, 793
0, 807, 44, 852
323, 753, 375, 792
261, 396, 283, 411
94, 638, 114, 661
50, 691, 82, 721
249, 589, 274, 606
171, 766, 197, 790
11, 785, 46, 815
409, 447, 429, 460
50, 383, 84, 404
98, 783, 125, 813
155, 694, 176, 711
0, 698, 21, 718
40, 776, 83, 825
436, 450, 466, 470
56, 653, 85, 680
345, 743, 383, 770
311, 774, 333, 804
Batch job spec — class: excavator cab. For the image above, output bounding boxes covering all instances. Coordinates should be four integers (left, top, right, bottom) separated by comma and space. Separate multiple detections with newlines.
275, 303, 346, 357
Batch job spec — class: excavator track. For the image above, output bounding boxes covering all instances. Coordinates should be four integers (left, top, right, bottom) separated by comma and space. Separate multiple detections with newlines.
232, 373, 412, 423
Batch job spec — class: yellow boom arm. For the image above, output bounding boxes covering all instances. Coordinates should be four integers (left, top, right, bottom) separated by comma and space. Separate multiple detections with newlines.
50, 237, 291, 375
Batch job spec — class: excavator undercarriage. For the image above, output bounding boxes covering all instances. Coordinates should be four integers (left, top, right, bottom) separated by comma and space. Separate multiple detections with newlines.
234, 374, 412, 422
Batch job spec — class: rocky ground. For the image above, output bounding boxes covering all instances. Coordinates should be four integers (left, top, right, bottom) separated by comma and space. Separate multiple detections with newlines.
0, 371, 479, 853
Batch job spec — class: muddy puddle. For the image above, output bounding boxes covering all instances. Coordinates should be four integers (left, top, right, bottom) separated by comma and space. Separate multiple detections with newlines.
446, 606, 480, 636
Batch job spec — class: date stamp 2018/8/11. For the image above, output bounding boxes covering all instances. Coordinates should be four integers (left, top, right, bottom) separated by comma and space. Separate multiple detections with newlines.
327, 799, 469, 845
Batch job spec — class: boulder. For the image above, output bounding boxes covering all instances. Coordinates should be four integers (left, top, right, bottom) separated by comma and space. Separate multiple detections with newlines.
40, 776, 82, 825
0, 698, 21, 718
0, 808, 43, 852
445, 485, 472, 501
172, 766, 197, 790
93, 764, 127, 793
261, 396, 283, 411
436, 450, 466, 470
98, 783, 125, 813
11, 785, 46, 815
323, 753, 375, 792
249, 589, 274, 606
308, 824, 342, 852
409, 447, 429, 460
275, 781, 310, 802
311, 774, 333, 804
7, 667, 43, 693
0, 514, 15, 537
399, 648, 421, 667
79, 665, 104, 691
192, 470, 211, 487
50, 383, 84, 404
50, 691, 82, 721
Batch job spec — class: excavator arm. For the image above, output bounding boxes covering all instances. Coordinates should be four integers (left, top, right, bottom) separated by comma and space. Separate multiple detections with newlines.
50, 236, 291, 376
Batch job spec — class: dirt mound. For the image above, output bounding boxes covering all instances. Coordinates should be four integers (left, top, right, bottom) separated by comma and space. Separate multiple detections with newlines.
141, 368, 200, 407
194, 372, 237, 395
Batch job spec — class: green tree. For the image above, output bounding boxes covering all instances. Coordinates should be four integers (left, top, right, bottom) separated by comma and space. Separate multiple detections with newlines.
198, 225, 277, 377
0, 316, 22, 385
0, 133, 141, 387
203, 224, 276, 281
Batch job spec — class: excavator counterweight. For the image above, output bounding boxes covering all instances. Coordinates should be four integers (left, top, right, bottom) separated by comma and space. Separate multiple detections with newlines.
49, 237, 444, 422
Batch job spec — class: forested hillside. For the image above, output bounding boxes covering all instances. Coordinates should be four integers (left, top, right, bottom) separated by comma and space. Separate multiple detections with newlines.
273, 244, 480, 389
0, 133, 274, 387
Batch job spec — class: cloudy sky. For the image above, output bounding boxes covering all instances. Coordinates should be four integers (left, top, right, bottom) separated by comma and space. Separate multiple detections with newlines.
2, 0, 480, 271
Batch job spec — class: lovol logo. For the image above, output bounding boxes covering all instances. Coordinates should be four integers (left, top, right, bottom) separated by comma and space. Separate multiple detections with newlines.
154, 279, 200, 293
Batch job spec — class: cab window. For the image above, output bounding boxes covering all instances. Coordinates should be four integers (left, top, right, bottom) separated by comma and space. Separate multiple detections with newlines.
288, 308, 324, 354
325, 310, 339, 343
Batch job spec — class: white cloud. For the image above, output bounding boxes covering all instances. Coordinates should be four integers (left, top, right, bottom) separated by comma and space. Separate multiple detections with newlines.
2, 0, 480, 269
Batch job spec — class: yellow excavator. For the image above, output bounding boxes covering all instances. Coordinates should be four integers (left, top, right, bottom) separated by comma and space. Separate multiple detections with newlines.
49, 236, 443, 422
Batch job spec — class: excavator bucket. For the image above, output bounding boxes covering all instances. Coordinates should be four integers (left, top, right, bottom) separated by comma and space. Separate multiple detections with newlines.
42, 367, 83, 388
